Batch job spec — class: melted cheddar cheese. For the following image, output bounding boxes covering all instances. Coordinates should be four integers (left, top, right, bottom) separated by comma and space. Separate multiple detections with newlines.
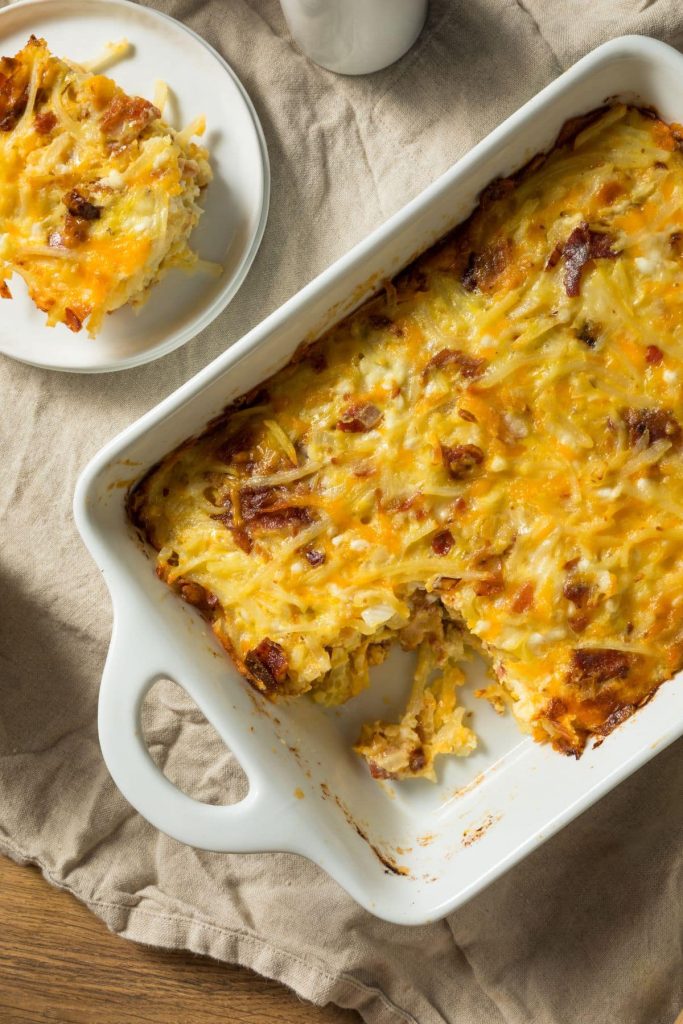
131, 105, 683, 781
0, 36, 211, 336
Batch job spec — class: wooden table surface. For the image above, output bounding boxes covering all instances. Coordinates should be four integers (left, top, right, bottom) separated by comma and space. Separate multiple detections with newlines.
0, 856, 360, 1024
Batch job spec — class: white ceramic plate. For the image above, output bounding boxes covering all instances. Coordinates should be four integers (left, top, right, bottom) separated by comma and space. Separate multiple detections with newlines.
0, 0, 269, 373
76, 36, 683, 925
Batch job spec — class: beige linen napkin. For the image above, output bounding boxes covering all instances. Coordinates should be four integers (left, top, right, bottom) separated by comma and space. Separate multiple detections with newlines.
0, 2, 681, 1021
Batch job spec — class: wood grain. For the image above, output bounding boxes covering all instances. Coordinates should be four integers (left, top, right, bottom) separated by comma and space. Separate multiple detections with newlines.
0, 856, 360, 1024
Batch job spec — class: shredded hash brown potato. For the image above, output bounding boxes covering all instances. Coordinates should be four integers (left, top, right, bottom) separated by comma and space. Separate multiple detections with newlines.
130, 105, 683, 781
0, 36, 211, 336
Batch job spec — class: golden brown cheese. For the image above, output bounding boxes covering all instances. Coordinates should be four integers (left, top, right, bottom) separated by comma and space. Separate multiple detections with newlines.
0, 36, 211, 336
130, 104, 683, 781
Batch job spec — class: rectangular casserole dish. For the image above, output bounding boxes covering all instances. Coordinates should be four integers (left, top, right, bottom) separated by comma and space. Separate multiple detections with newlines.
75, 35, 683, 926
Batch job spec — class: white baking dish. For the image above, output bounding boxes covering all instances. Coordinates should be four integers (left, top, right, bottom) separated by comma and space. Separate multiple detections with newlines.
75, 35, 683, 926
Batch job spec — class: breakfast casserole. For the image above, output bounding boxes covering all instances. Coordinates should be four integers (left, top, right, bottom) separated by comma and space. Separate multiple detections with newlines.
0, 36, 211, 336
130, 104, 683, 781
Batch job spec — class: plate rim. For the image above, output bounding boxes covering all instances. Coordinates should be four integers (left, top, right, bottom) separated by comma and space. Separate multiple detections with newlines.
0, 0, 271, 374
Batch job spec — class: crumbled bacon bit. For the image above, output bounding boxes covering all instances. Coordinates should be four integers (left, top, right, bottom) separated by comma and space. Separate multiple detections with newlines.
34, 110, 57, 134
0, 62, 28, 132
441, 443, 485, 479
368, 762, 396, 780
245, 638, 288, 692
461, 238, 512, 292
621, 407, 681, 447
544, 696, 568, 721
423, 348, 487, 380
431, 529, 454, 556
408, 747, 426, 773
670, 231, 683, 256
64, 189, 101, 221
646, 345, 664, 365
563, 577, 591, 607
511, 582, 534, 613
595, 180, 624, 206
304, 548, 325, 567
337, 402, 382, 433
570, 648, 631, 687
178, 579, 219, 613
458, 408, 478, 423
0, 280, 11, 299
549, 223, 618, 297
100, 93, 160, 141
64, 308, 82, 333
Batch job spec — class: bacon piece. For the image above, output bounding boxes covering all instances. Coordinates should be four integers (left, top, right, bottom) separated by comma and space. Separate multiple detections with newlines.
178, 579, 219, 613
670, 231, 683, 256
0, 64, 28, 132
511, 582, 534, 613
0, 280, 10, 299
337, 402, 382, 433
239, 486, 314, 533
64, 189, 101, 221
569, 648, 631, 687
303, 548, 325, 567
49, 210, 92, 249
461, 238, 512, 293
100, 93, 160, 142
64, 308, 82, 333
595, 180, 624, 206
423, 348, 487, 380
34, 110, 57, 134
441, 443, 485, 479
563, 577, 591, 607
245, 638, 288, 692
646, 345, 664, 366
549, 223, 618, 297
368, 762, 396, 780
431, 529, 454, 556
621, 407, 681, 447
408, 747, 426, 773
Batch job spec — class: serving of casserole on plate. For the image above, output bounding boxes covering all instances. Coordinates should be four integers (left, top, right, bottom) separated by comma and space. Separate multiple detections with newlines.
76, 36, 683, 925
0, 35, 212, 337
0, 0, 269, 372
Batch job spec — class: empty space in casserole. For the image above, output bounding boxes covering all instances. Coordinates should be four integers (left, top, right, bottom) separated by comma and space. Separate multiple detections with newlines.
129, 104, 683, 782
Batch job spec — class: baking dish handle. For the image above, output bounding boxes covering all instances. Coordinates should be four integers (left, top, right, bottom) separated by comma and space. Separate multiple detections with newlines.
97, 617, 291, 853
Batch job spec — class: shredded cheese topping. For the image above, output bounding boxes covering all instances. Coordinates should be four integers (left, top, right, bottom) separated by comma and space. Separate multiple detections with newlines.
131, 105, 683, 780
0, 36, 212, 336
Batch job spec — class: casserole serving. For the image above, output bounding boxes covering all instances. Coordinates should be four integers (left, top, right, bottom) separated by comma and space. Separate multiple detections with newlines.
0, 35, 211, 336
76, 36, 683, 925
